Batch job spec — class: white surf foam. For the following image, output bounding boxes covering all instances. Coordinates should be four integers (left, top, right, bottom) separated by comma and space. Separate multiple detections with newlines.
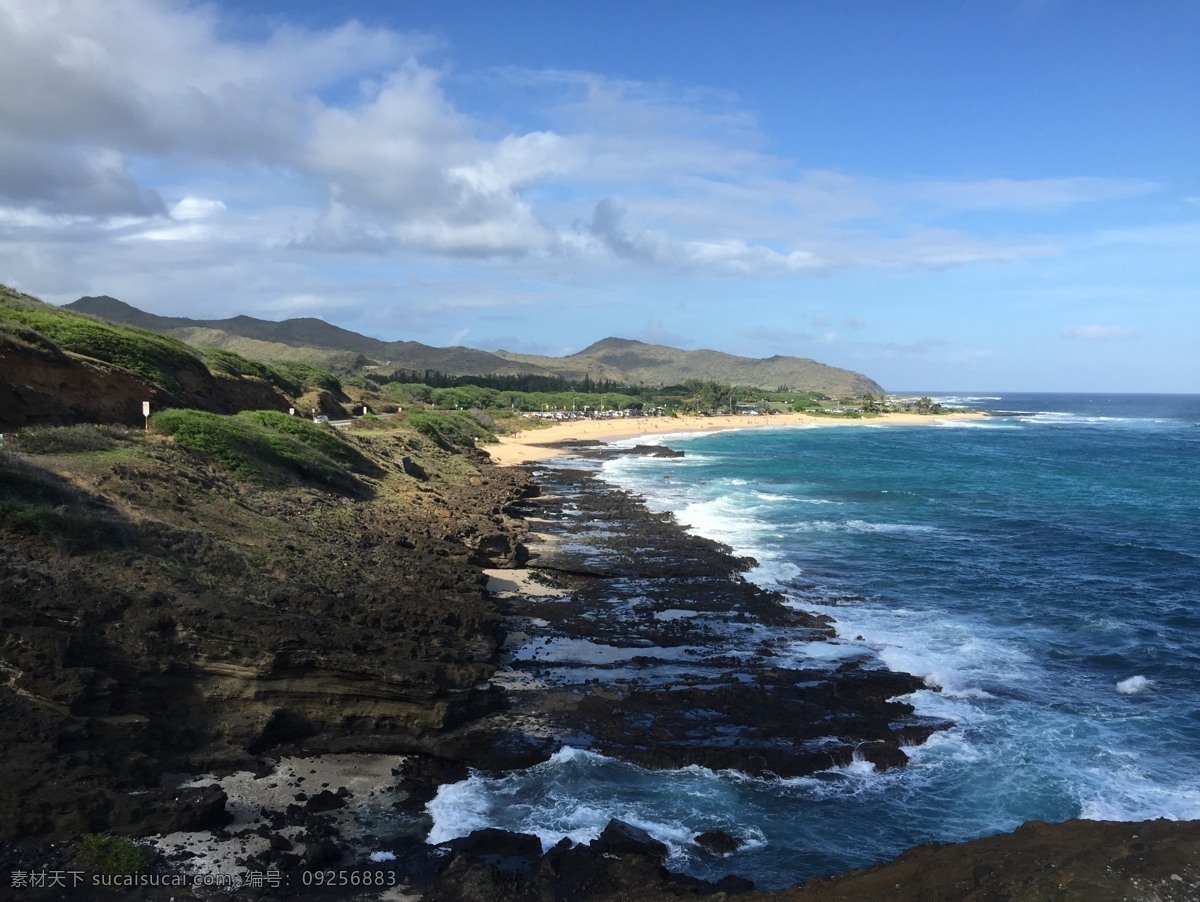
1116, 675, 1153, 695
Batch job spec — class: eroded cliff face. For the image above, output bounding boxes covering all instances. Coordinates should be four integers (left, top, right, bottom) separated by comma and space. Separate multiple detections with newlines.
0, 334, 287, 431
0, 426, 531, 843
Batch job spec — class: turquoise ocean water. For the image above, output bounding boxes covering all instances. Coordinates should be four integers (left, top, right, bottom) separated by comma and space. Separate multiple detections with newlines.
429, 394, 1200, 888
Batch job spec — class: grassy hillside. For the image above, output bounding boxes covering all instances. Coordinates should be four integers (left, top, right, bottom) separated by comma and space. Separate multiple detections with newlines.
66, 295, 885, 394
68, 296, 550, 377
151, 409, 368, 494
2, 286, 209, 395
0, 285, 352, 430
185, 329, 369, 374
496, 337, 885, 396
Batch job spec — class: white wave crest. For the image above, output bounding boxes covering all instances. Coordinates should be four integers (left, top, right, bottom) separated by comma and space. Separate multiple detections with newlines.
1116, 675, 1153, 695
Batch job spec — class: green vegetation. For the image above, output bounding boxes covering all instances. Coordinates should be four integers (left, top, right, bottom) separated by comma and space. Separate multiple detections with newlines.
405, 409, 496, 449
202, 348, 341, 395
235, 410, 379, 475
3, 424, 121, 455
76, 833, 150, 876
152, 409, 365, 493
0, 320, 68, 360
0, 292, 206, 395
366, 367, 635, 395
0, 449, 130, 552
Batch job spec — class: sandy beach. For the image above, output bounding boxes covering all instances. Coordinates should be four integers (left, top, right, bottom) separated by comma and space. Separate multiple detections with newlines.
484, 409, 988, 465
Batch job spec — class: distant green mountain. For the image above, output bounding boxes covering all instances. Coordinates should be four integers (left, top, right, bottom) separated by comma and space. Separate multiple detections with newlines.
67, 296, 884, 396
496, 337, 884, 396
67, 296, 549, 378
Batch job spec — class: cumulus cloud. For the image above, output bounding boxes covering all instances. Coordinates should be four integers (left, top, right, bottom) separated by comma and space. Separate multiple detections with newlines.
0, 135, 165, 216
1060, 324, 1137, 341
0, 0, 1174, 325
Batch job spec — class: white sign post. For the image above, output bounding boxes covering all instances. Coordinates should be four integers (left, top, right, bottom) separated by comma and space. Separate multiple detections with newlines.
142, 400, 150, 431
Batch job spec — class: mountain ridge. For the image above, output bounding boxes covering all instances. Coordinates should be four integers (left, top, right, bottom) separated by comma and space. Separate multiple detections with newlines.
67, 295, 885, 395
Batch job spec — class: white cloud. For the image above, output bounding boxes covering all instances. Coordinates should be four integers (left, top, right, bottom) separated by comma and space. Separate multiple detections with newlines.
1060, 324, 1137, 341
900, 176, 1156, 213
172, 197, 227, 221
0, 0, 1183, 330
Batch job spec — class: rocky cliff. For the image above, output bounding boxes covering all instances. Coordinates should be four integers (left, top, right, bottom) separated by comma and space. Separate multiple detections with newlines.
0, 421, 531, 844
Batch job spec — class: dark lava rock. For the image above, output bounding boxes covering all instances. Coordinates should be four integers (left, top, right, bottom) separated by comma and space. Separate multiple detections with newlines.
695, 829, 743, 855
111, 785, 233, 836
304, 789, 346, 812
852, 740, 909, 772
399, 455, 428, 480
268, 832, 292, 852
621, 444, 686, 458
445, 827, 543, 872
303, 837, 342, 868
777, 818, 1200, 901
592, 819, 669, 858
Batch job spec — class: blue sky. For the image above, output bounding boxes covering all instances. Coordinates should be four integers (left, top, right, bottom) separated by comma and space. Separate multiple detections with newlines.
1, 0, 1196, 391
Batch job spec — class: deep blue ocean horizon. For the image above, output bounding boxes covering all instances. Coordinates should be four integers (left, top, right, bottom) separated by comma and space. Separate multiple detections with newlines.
429, 392, 1200, 888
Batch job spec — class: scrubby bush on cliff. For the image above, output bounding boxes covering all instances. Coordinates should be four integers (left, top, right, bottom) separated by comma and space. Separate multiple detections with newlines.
76, 833, 150, 876
4, 424, 121, 455
0, 301, 206, 396
0, 321, 68, 360
0, 450, 131, 552
405, 410, 495, 450
236, 410, 381, 476
152, 409, 364, 493
201, 349, 341, 396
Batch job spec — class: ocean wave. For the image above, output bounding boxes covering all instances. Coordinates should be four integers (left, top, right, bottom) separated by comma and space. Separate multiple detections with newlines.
427, 748, 776, 859
753, 491, 791, 502
788, 519, 939, 536
1116, 675, 1153, 695
932, 420, 1021, 429
1079, 768, 1200, 822
1019, 412, 1174, 430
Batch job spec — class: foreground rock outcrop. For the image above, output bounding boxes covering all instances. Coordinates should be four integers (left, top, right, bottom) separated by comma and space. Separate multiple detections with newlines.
407, 817, 1200, 901
0, 423, 530, 845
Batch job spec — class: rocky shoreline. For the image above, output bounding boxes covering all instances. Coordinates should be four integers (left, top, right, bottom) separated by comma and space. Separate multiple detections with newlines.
477, 448, 947, 780
2, 431, 1198, 899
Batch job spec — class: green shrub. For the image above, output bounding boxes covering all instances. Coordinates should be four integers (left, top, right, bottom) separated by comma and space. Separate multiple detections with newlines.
0, 303, 205, 395
202, 348, 299, 394
6, 424, 118, 455
0, 321, 67, 360
0, 453, 132, 552
381, 382, 433, 405
152, 409, 362, 493
277, 361, 342, 394
405, 410, 495, 449
76, 833, 150, 876
201, 351, 342, 397
235, 410, 380, 475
